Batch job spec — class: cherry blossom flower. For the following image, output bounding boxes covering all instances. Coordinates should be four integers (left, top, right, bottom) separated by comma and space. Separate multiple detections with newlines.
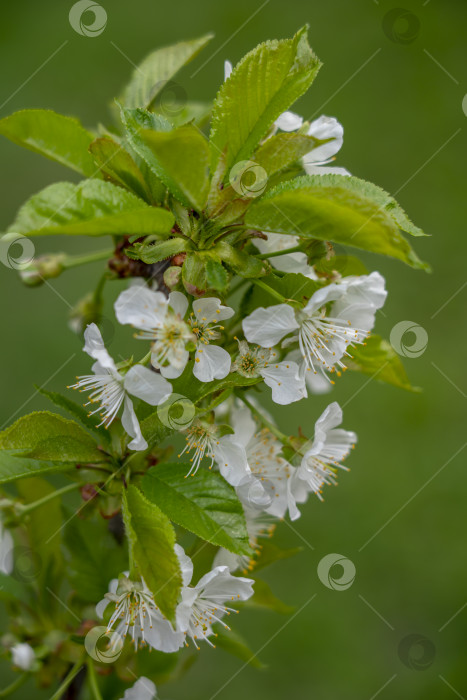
69, 324, 172, 451
0, 519, 13, 575
179, 420, 250, 484
243, 272, 387, 381
97, 574, 184, 653
175, 545, 254, 648
290, 402, 356, 506
115, 289, 234, 383
119, 677, 156, 700
253, 232, 317, 278
11, 643, 35, 671
232, 340, 306, 405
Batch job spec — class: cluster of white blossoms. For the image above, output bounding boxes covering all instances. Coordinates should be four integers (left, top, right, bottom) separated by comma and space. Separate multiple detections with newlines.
97, 545, 254, 652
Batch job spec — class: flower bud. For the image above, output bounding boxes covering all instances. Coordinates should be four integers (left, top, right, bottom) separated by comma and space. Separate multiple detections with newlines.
19, 253, 67, 287
68, 292, 102, 335
163, 265, 182, 290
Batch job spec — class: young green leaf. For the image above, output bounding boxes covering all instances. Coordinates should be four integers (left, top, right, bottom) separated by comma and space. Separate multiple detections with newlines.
131, 123, 210, 211
245, 175, 429, 270
37, 387, 111, 447
210, 26, 321, 172
141, 463, 252, 556
89, 137, 152, 202
0, 411, 100, 451
0, 451, 75, 484
122, 485, 182, 620
205, 258, 229, 291
254, 132, 325, 176
133, 237, 190, 264
0, 109, 98, 177
120, 34, 213, 110
245, 577, 294, 615
6, 180, 174, 237
214, 241, 268, 278
347, 334, 419, 392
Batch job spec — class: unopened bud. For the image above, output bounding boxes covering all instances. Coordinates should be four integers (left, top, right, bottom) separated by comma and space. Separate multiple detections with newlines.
68, 293, 103, 335
163, 265, 182, 290
19, 254, 67, 287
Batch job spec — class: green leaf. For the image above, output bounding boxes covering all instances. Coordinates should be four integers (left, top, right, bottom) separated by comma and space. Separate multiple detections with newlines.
254, 540, 303, 572
120, 34, 214, 110
0, 573, 32, 606
347, 335, 419, 392
7, 180, 174, 237
140, 413, 175, 450
240, 272, 319, 315
254, 132, 325, 176
245, 175, 429, 270
122, 485, 182, 620
210, 26, 321, 172
245, 577, 294, 615
0, 451, 74, 484
141, 463, 252, 556
131, 123, 210, 210
0, 411, 107, 463
0, 109, 98, 177
132, 237, 190, 264
37, 387, 111, 447
205, 258, 228, 291
214, 241, 268, 278
214, 626, 265, 669
64, 514, 127, 602
89, 137, 152, 201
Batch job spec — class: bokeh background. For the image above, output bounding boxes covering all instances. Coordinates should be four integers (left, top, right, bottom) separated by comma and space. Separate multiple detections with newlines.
1, 0, 466, 698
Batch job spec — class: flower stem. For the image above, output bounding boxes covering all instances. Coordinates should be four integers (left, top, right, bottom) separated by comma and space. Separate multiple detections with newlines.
237, 394, 290, 444
86, 659, 104, 700
63, 249, 113, 270
0, 673, 29, 697
18, 482, 80, 516
249, 278, 287, 304
257, 245, 303, 259
50, 659, 84, 700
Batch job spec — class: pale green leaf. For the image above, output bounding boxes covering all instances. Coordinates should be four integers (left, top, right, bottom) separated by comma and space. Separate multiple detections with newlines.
37, 387, 111, 447
254, 132, 324, 176
122, 485, 182, 620
7, 180, 174, 237
347, 334, 419, 392
121, 34, 213, 110
0, 109, 98, 177
205, 258, 229, 291
89, 136, 152, 201
0, 451, 74, 484
245, 175, 429, 270
142, 464, 252, 556
210, 26, 321, 171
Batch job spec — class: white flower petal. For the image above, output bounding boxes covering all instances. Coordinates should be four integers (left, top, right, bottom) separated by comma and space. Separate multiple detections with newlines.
169, 291, 189, 318
193, 297, 234, 323
95, 597, 110, 618
124, 365, 172, 406
115, 287, 168, 330
120, 677, 156, 700
83, 323, 116, 371
11, 643, 35, 671
303, 163, 351, 177
243, 304, 299, 348
121, 397, 147, 451
224, 60, 233, 80
275, 111, 303, 132
260, 361, 306, 405
306, 115, 344, 163
194, 344, 231, 382
196, 566, 254, 602
145, 611, 185, 653
332, 272, 387, 331
0, 524, 13, 575
175, 544, 193, 587
213, 436, 250, 487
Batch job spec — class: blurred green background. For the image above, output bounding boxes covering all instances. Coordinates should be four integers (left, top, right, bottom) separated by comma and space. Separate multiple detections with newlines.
1, 0, 466, 698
